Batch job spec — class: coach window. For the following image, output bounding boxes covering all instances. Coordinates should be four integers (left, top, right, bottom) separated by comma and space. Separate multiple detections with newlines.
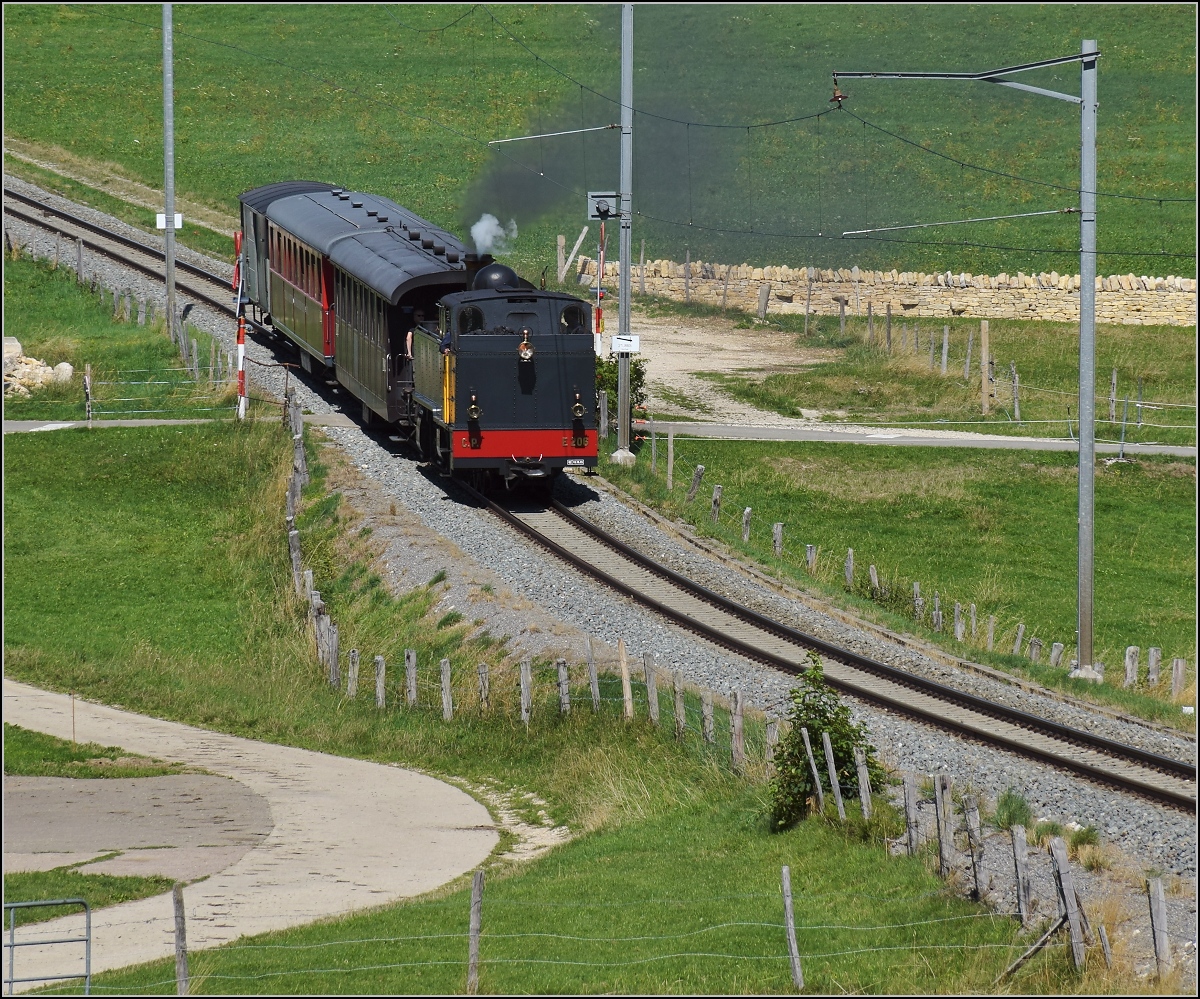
559, 304, 587, 334
458, 306, 484, 335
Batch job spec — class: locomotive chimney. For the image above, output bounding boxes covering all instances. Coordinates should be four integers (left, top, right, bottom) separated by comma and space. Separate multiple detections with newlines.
463, 252, 494, 287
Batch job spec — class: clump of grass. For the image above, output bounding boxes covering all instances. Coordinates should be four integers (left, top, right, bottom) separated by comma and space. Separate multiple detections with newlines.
993, 788, 1034, 830
1067, 825, 1101, 855
437, 611, 464, 629
1077, 844, 1113, 872
428, 569, 448, 587
1032, 820, 1065, 846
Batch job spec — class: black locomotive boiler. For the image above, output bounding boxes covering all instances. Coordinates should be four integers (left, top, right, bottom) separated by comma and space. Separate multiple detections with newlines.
237, 182, 598, 485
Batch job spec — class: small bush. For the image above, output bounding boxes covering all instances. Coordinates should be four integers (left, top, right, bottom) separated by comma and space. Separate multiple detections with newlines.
1032, 820, 1063, 846
993, 788, 1033, 830
769, 651, 883, 831
1077, 844, 1112, 872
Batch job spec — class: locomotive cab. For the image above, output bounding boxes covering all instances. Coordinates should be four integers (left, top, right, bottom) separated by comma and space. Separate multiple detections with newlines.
411, 267, 598, 482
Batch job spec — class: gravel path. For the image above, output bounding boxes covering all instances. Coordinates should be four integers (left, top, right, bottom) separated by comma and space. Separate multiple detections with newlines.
8, 175, 1195, 979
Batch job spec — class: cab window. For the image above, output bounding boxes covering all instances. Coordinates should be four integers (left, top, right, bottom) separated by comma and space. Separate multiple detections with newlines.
458, 306, 485, 334
559, 305, 588, 334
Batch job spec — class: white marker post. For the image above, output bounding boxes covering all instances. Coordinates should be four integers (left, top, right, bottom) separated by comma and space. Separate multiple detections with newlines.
236, 313, 247, 420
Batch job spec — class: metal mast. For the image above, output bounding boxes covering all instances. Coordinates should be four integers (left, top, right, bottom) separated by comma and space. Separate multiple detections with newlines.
612, 3, 636, 464
162, 4, 177, 338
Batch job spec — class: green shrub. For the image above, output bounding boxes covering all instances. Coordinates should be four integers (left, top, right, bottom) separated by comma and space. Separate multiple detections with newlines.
769, 651, 883, 831
595, 353, 648, 414
992, 788, 1033, 830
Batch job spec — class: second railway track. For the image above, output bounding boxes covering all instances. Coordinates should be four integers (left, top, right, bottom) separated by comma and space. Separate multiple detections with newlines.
478, 489, 1196, 812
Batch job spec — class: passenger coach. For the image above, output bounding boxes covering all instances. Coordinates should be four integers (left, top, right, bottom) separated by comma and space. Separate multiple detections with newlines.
238, 182, 598, 486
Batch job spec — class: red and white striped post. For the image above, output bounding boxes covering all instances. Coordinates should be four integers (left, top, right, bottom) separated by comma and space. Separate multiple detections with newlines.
236, 315, 247, 420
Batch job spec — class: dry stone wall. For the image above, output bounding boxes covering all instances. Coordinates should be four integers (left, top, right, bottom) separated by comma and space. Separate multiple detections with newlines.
576, 257, 1196, 326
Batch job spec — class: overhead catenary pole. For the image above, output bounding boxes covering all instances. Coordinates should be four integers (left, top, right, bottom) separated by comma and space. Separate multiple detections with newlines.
162, 4, 177, 339
611, 3, 636, 465
833, 42, 1100, 671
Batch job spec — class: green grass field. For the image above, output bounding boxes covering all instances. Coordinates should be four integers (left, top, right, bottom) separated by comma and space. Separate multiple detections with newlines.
2, 254, 236, 422
3, 418, 1133, 993
600, 437, 1196, 724
3, 4, 1194, 282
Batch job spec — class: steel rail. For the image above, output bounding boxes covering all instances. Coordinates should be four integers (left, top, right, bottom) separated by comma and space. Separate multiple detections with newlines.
470, 487, 1194, 811
3, 189, 235, 317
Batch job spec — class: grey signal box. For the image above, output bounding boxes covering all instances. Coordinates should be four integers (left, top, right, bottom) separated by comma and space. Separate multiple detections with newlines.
587, 192, 618, 221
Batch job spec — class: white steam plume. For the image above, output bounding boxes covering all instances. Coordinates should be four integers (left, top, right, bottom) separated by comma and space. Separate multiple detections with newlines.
470, 214, 518, 254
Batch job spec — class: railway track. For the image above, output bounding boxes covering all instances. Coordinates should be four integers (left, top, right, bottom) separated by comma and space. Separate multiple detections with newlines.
4, 186, 235, 317
8, 184, 1195, 810
477, 489, 1196, 811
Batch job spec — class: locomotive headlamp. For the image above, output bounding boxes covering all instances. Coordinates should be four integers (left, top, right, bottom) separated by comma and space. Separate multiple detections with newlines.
467, 394, 482, 420
517, 329, 535, 362
571, 393, 585, 418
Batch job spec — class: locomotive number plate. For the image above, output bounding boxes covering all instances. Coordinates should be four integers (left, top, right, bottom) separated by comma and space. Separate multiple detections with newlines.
566, 458, 585, 466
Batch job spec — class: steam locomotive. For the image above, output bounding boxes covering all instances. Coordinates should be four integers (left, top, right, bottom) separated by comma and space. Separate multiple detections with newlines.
237, 182, 598, 487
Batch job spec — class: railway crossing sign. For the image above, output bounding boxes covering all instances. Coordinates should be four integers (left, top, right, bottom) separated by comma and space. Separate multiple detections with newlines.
587, 192, 618, 221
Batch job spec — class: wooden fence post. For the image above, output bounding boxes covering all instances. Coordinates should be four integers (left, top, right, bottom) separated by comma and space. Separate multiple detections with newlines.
987, 615, 996, 652
1124, 645, 1139, 687
867, 301, 874, 344
954, 602, 964, 641
1109, 368, 1118, 423
932, 592, 942, 632
1050, 642, 1065, 667
599, 389, 608, 439
288, 530, 303, 596
519, 660, 532, 727
1012, 623, 1025, 656
821, 731, 845, 820
685, 248, 691, 303
801, 727, 825, 814
1011, 361, 1021, 421
587, 636, 600, 712
557, 658, 570, 715
1011, 825, 1032, 927
904, 775, 919, 854
643, 654, 659, 724
711, 484, 723, 522
440, 658, 453, 720
773, 523, 784, 558
844, 548, 854, 589
782, 865, 804, 990
650, 418, 657, 474
76, 237, 84, 284
466, 869, 484, 995
673, 670, 686, 740
1171, 657, 1186, 698
730, 690, 745, 773
854, 747, 872, 820
375, 655, 386, 708
1147, 647, 1161, 686
805, 544, 816, 572
940, 325, 949, 375
970, 603, 977, 638
1029, 637, 1042, 663
701, 691, 715, 744
328, 623, 340, 688
964, 329, 973, 380
173, 883, 189, 996
885, 302, 892, 352
405, 648, 417, 707
686, 465, 705, 503
1147, 877, 1173, 977
765, 716, 779, 775
722, 265, 731, 311
619, 639, 633, 720
963, 794, 984, 899
742, 507, 752, 543
869, 564, 880, 595
934, 774, 955, 878
1049, 837, 1086, 969
347, 649, 359, 699
666, 430, 674, 490
478, 662, 490, 713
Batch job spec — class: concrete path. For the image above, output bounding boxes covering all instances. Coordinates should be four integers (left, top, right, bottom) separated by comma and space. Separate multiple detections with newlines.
653, 421, 1197, 457
5, 774, 272, 880
2, 678, 497, 991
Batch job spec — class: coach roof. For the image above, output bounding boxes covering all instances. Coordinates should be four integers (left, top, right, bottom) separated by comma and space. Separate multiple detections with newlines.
262, 189, 468, 305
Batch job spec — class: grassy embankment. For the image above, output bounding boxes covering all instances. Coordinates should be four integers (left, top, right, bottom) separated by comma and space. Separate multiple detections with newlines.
4, 431, 1127, 988
3, 5, 1193, 280
3, 725, 189, 924
2, 254, 245, 422
598, 436, 1196, 726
